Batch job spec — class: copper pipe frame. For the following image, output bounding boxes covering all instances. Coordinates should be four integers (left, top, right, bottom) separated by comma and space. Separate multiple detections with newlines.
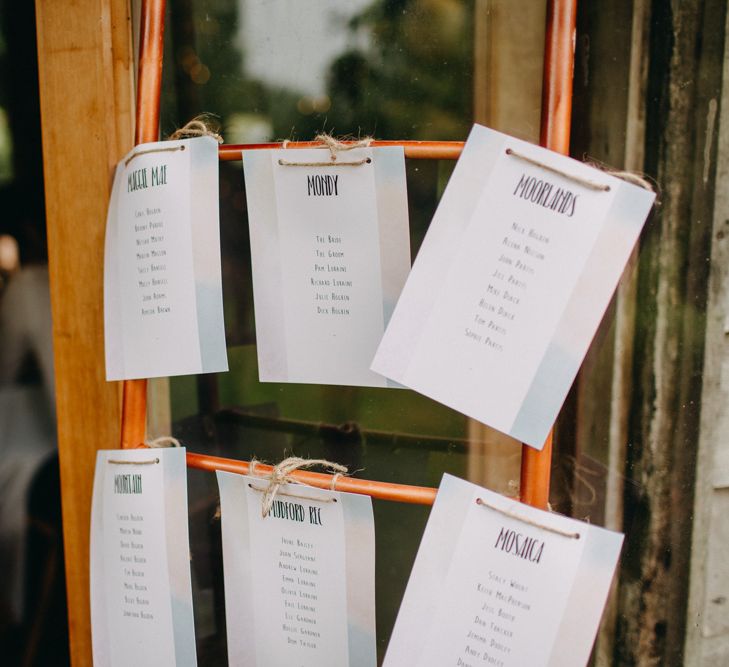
123, 0, 577, 510
219, 140, 464, 162
121, 0, 167, 450
186, 452, 437, 505
520, 0, 577, 510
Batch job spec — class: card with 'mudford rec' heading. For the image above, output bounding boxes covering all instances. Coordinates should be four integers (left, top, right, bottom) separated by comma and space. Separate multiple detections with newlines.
384, 474, 623, 667
243, 146, 410, 387
372, 125, 655, 449
90, 448, 196, 666
104, 136, 228, 380
216, 472, 376, 666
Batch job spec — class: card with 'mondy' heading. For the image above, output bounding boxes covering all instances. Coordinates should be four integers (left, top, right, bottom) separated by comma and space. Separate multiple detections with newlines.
244, 146, 410, 387
372, 125, 655, 449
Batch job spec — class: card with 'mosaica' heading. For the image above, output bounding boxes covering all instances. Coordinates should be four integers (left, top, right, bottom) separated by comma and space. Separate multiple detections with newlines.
372, 125, 655, 448
216, 472, 376, 666
90, 447, 197, 666
244, 146, 410, 387
384, 474, 623, 667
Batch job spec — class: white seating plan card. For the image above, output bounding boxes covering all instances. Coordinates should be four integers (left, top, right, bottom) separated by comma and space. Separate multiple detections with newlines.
372, 125, 655, 448
243, 146, 410, 387
384, 474, 623, 667
90, 447, 197, 666
216, 472, 376, 666
104, 136, 228, 380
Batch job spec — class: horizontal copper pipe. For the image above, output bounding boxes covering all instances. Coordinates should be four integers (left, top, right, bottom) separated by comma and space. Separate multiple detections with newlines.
218, 140, 464, 162
186, 451, 438, 505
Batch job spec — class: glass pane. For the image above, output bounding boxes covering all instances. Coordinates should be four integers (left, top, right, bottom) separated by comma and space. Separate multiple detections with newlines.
156, 1, 545, 662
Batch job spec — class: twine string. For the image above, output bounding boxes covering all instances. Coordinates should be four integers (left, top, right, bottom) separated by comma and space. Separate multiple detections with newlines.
330, 472, 343, 491
506, 148, 611, 192
168, 114, 223, 143
247, 482, 338, 505
108, 434, 179, 464
257, 457, 348, 518
506, 147, 656, 194
147, 436, 181, 448
476, 497, 581, 539
277, 157, 371, 167
585, 161, 657, 194
278, 133, 373, 167
125, 145, 184, 167
108, 457, 160, 465
124, 115, 222, 167
316, 133, 372, 157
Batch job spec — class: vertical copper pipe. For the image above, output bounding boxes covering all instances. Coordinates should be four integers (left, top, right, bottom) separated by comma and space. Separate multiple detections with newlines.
539, 0, 577, 154
519, 0, 577, 508
121, 0, 167, 449
135, 0, 167, 145
520, 431, 554, 507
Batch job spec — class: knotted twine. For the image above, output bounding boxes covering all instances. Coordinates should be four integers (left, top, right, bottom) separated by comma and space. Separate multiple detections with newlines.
125, 115, 224, 166
146, 435, 182, 448
168, 114, 223, 143
107, 435, 181, 466
250, 456, 349, 518
314, 133, 372, 157
278, 133, 373, 167
506, 147, 658, 197
585, 157, 658, 198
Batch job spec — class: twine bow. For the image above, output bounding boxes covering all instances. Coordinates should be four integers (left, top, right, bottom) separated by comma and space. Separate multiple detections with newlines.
314, 133, 372, 160
254, 456, 348, 518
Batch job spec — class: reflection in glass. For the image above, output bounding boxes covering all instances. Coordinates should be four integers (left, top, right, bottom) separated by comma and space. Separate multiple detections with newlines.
157, 2, 511, 662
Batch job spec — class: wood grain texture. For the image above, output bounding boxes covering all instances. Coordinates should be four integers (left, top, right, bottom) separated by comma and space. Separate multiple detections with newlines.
615, 1, 727, 663
35, 0, 134, 663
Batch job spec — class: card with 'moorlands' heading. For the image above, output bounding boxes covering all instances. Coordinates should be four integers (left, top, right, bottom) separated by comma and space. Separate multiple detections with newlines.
372, 125, 655, 449
384, 474, 623, 667
90, 447, 197, 666
216, 472, 376, 667
104, 136, 228, 380
244, 146, 410, 387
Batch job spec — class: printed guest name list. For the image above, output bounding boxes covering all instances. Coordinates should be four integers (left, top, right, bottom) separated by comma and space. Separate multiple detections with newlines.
384, 476, 624, 667
372, 124, 655, 449
105, 136, 227, 380
307, 175, 353, 318
217, 470, 377, 667
271, 500, 326, 651
91, 449, 198, 666
126, 162, 174, 322
245, 487, 349, 665
244, 146, 410, 388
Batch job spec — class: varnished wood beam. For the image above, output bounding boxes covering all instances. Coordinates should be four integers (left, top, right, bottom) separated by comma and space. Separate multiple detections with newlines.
35, 0, 135, 663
